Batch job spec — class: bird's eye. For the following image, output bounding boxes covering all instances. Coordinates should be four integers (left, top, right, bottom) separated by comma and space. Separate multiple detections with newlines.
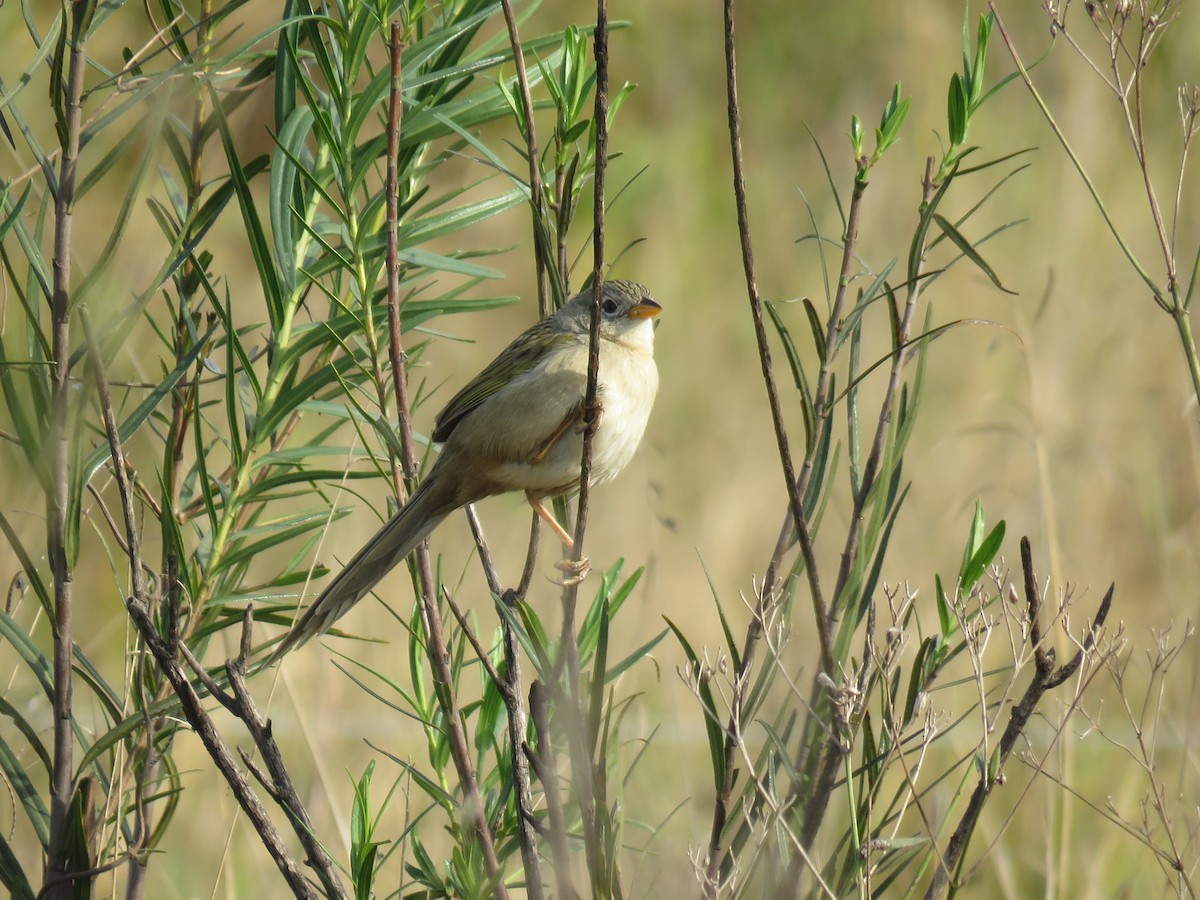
601, 298, 619, 315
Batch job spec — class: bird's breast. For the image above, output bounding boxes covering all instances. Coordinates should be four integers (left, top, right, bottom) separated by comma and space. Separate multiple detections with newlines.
589, 342, 658, 486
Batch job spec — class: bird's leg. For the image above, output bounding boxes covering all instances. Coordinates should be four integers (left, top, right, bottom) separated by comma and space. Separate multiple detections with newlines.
525, 491, 592, 585
526, 492, 574, 548
528, 402, 586, 466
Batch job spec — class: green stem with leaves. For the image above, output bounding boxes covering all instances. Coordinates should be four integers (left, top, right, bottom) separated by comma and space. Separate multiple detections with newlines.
191, 139, 327, 609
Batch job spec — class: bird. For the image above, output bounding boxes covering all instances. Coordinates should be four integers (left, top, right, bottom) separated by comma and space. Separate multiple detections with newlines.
270, 280, 661, 660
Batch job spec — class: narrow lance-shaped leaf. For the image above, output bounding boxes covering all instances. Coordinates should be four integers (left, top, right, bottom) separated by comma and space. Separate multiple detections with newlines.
933, 213, 1015, 294
209, 87, 285, 330
0, 731, 50, 849
270, 104, 316, 297
960, 519, 1005, 595
765, 301, 815, 453
664, 617, 726, 794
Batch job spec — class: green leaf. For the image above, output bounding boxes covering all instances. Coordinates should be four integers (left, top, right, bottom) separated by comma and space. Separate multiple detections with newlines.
960, 500, 986, 578
0, 337, 49, 490
854, 481, 909, 629
220, 509, 347, 573
397, 246, 505, 279
0, 513, 53, 623
903, 637, 934, 723
861, 711, 881, 792
874, 84, 910, 155
802, 297, 826, 367
664, 617, 726, 794
833, 258, 897, 354
402, 189, 526, 246
587, 597, 611, 753
973, 14, 993, 108
0, 695, 51, 777
0, 830, 35, 900
351, 759, 379, 899
74, 692, 183, 781
210, 90, 285, 329
275, 0, 301, 126
0, 628, 127, 796
765, 301, 815, 451
0, 182, 32, 241
271, 104, 316, 296
0, 732, 50, 849
935, 574, 953, 639
698, 555, 741, 672
932, 213, 1014, 293
605, 627, 668, 683
960, 520, 1006, 595
62, 781, 94, 899
908, 174, 954, 286
71, 649, 124, 733
947, 73, 969, 146
577, 560, 637, 661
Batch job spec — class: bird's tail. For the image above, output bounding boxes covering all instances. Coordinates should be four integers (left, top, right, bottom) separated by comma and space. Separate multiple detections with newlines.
269, 475, 456, 661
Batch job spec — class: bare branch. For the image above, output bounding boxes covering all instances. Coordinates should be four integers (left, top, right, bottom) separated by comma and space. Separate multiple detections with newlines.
924, 537, 1116, 899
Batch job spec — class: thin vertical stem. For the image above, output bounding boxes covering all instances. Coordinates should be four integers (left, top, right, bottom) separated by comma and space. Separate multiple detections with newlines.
555, 3, 616, 895
720, 0, 833, 677
464, 507, 544, 900
386, 23, 417, 494
384, 21, 506, 898
46, 7, 88, 897
130, 7, 216, 889
703, 1, 834, 890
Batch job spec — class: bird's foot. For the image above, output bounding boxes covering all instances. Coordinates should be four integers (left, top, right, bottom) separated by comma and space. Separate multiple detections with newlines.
576, 399, 603, 435
553, 556, 591, 586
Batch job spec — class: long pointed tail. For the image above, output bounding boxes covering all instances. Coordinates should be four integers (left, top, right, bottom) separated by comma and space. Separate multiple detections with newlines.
270, 474, 456, 661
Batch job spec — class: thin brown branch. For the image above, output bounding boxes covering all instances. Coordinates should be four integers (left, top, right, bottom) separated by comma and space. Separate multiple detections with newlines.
223, 613, 345, 898
703, 1, 834, 890
83, 311, 320, 897
499, 593, 543, 900
382, 22, 506, 895
924, 537, 1115, 899
442, 586, 505, 691
125, 600, 318, 896
383, 18, 420, 518
554, 4, 613, 896
530, 681, 578, 900
465, 504, 505, 598
517, 511, 541, 597
463, 471, 543, 894
84, 482, 131, 556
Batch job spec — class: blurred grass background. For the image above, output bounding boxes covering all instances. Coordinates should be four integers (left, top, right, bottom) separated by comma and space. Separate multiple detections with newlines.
2, 0, 1198, 895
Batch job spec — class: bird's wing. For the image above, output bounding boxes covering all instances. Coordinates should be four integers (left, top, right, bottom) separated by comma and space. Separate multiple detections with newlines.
432, 320, 578, 442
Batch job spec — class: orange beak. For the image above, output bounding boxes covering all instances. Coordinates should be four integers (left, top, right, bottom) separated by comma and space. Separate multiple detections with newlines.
627, 298, 662, 320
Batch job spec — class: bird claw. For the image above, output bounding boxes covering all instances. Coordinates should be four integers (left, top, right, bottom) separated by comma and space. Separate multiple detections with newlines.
552, 556, 591, 586
576, 400, 604, 435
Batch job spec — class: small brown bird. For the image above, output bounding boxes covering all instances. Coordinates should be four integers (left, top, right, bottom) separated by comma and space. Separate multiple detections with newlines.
271, 280, 661, 659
